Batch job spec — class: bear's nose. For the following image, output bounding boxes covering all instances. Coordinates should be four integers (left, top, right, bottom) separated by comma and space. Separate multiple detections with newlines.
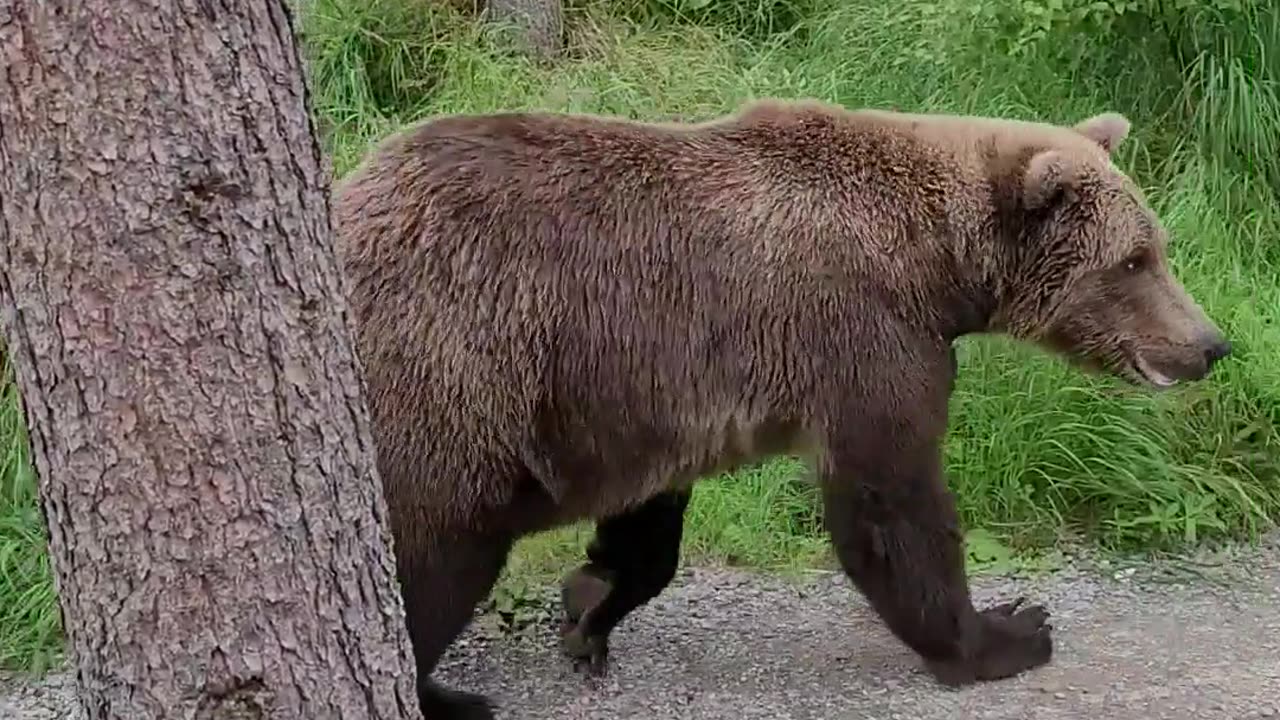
1203, 335, 1232, 367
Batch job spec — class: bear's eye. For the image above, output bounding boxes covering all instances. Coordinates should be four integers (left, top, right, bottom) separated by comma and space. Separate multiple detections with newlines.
1121, 250, 1148, 274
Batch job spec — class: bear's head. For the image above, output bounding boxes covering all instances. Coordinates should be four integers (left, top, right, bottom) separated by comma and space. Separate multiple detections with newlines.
995, 112, 1230, 389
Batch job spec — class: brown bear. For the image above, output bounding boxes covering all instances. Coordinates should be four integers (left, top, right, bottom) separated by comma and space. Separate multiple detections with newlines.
332, 98, 1231, 719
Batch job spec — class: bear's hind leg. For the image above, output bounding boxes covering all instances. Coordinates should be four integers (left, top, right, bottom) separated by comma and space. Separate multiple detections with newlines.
559, 488, 692, 676
821, 424, 1053, 687
400, 527, 514, 720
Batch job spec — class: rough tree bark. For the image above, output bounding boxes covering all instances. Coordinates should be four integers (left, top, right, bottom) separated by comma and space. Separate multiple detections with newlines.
0, 1, 424, 718
487, 0, 564, 60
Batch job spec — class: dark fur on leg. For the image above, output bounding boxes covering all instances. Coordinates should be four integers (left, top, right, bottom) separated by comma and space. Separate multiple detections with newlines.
401, 528, 514, 719
821, 353, 1052, 686
560, 489, 692, 676
418, 679, 496, 720
821, 442, 1052, 684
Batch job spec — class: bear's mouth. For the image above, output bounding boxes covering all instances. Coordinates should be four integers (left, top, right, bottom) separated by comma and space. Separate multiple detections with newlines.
1130, 354, 1179, 389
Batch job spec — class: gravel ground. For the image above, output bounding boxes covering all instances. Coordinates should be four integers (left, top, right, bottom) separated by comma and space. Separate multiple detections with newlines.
4, 534, 1279, 719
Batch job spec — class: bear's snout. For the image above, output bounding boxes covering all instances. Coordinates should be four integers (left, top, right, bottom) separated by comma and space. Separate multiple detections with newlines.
1201, 332, 1232, 368
1133, 327, 1231, 388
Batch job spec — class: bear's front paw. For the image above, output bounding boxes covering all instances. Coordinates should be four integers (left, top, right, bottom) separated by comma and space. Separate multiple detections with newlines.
974, 596, 1054, 681
925, 597, 1053, 687
560, 622, 610, 678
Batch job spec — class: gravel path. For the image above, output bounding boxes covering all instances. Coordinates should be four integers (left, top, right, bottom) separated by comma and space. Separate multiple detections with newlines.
4, 535, 1279, 719
442, 535, 1280, 720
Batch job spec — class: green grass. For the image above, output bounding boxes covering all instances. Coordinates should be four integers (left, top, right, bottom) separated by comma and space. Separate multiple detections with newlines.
2, 0, 1279, 673
0, 363, 61, 672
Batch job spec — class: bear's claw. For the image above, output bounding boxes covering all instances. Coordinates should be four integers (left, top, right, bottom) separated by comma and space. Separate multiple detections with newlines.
560, 621, 610, 678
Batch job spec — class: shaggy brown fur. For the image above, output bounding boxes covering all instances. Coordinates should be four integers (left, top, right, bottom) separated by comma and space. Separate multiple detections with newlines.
332, 98, 1230, 719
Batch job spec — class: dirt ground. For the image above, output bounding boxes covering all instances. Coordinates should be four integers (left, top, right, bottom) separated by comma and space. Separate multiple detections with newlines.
4, 533, 1279, 719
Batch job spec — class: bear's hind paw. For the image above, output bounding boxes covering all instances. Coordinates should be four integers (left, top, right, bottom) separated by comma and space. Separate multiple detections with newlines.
560, 621, 611, 679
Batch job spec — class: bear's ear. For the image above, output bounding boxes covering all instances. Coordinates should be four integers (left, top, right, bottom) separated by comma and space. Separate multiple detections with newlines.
1073, 112, 1130, 155
1023, 150, 1079, 210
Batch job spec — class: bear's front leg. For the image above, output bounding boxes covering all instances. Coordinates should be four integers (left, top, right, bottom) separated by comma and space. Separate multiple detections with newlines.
820, 390, 1053, 686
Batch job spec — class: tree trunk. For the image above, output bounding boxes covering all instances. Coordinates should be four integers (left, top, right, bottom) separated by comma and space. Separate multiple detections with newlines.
487, 0, 564, 60
0, 1, 424, 719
